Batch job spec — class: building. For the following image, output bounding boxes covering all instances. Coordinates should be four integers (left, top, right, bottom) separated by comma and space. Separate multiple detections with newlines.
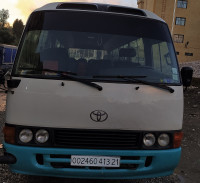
137, 0, 200, 62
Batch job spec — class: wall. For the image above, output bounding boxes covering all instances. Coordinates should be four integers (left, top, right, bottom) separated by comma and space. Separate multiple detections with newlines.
138, 0, 200, 63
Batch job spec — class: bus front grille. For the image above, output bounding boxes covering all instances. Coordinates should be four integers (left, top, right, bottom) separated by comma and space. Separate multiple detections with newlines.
53, 129, 141, 150
36, 154, 152, 170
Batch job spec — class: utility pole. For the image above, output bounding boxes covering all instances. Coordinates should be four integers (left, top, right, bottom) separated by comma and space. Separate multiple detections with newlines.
171, 0, 177, 35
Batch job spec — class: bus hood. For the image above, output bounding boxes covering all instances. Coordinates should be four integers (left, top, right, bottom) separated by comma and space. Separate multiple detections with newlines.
6, 78, 183, 131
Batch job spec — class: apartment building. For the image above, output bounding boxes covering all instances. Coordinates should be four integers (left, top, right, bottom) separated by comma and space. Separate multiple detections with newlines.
137, 0, 200, 62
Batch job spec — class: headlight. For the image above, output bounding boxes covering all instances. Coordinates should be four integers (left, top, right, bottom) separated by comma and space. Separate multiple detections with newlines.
35, 129, 49, 143
19, 129, 33, 143
158, 134, 170, 147
143, 133, 156, 147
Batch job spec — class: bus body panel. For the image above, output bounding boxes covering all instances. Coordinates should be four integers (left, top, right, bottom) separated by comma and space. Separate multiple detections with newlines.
4, 143, 181, 179
6, 78, 183, 131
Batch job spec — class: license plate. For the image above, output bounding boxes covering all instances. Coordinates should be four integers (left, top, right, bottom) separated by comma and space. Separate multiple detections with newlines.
70, 155, 120, 167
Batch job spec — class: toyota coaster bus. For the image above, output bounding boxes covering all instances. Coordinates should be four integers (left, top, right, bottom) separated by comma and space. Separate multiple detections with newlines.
0, 2, 193, 179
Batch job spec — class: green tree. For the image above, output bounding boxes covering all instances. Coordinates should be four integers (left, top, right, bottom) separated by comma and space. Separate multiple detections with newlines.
13, 19, 24, 38
0, 29, 15, 44
0, 9, 9, 28
0, 9, 16, 45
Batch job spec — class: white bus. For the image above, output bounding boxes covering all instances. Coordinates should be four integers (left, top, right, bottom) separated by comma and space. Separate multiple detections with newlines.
0, 2, 193, 179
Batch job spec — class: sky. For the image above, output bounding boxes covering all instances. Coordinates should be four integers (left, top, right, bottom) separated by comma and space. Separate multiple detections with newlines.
1, 0, 138, 25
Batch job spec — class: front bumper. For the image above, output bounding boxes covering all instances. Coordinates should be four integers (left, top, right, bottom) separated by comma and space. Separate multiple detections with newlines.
4, 143, 181, 179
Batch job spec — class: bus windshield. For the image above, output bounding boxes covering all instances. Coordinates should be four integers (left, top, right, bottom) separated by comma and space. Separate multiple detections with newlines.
13, 11, 180, 84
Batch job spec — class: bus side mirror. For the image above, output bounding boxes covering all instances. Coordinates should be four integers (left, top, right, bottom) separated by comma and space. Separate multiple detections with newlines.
181, 67, 193, 87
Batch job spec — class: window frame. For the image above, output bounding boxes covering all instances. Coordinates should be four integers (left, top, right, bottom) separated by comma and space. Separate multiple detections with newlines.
175, 17, 186, 26
185, 52, 193, 56
177, 0, 188, 9
173, 34, 184, 43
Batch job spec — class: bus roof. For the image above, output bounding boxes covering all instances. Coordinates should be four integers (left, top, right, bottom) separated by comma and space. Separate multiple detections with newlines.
34, 2, 165, 23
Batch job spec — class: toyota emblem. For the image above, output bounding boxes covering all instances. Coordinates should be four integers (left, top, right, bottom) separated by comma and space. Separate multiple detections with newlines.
90, 110, 108, 122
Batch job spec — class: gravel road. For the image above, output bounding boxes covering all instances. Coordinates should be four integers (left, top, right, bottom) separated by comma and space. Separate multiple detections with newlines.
0, 78, 200, 183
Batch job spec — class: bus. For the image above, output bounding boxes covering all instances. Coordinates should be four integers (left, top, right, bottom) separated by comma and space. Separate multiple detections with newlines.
0, 2, 193, 179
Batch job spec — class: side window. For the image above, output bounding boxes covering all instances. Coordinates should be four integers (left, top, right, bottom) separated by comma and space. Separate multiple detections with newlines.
130, 38, 145, 66
69, 48, 107, 61
110, 38, 145, 66
151, 42, 173, 76
17, 31, 41, 69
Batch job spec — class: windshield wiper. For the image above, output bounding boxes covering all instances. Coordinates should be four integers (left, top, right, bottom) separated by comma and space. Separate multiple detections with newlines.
43, 69, 103, 91
93, 75, 147, 79
18, 68, 102, 91
93, 75, 174, 93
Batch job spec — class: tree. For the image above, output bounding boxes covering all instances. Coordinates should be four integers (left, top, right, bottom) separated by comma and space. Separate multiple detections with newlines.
0, 29, 15, 44
0, 9, 9, 28
13, 19, 24, 45
13, 19, 24, 38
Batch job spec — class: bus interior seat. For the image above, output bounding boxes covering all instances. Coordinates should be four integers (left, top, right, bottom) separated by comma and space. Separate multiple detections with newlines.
114, 48, 141, 67
119, 48, 136, 58
87, 59, 112, 76
77, 58, 87, 75
40, 48, 69, 71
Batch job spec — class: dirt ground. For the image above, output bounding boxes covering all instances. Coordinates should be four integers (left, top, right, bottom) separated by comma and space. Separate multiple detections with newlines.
175, 78, 200, 183
0, 79, 200, 183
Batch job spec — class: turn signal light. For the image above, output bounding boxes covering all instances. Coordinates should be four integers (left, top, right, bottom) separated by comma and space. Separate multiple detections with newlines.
3, 126, 15, 144
173, 131, 183, 148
